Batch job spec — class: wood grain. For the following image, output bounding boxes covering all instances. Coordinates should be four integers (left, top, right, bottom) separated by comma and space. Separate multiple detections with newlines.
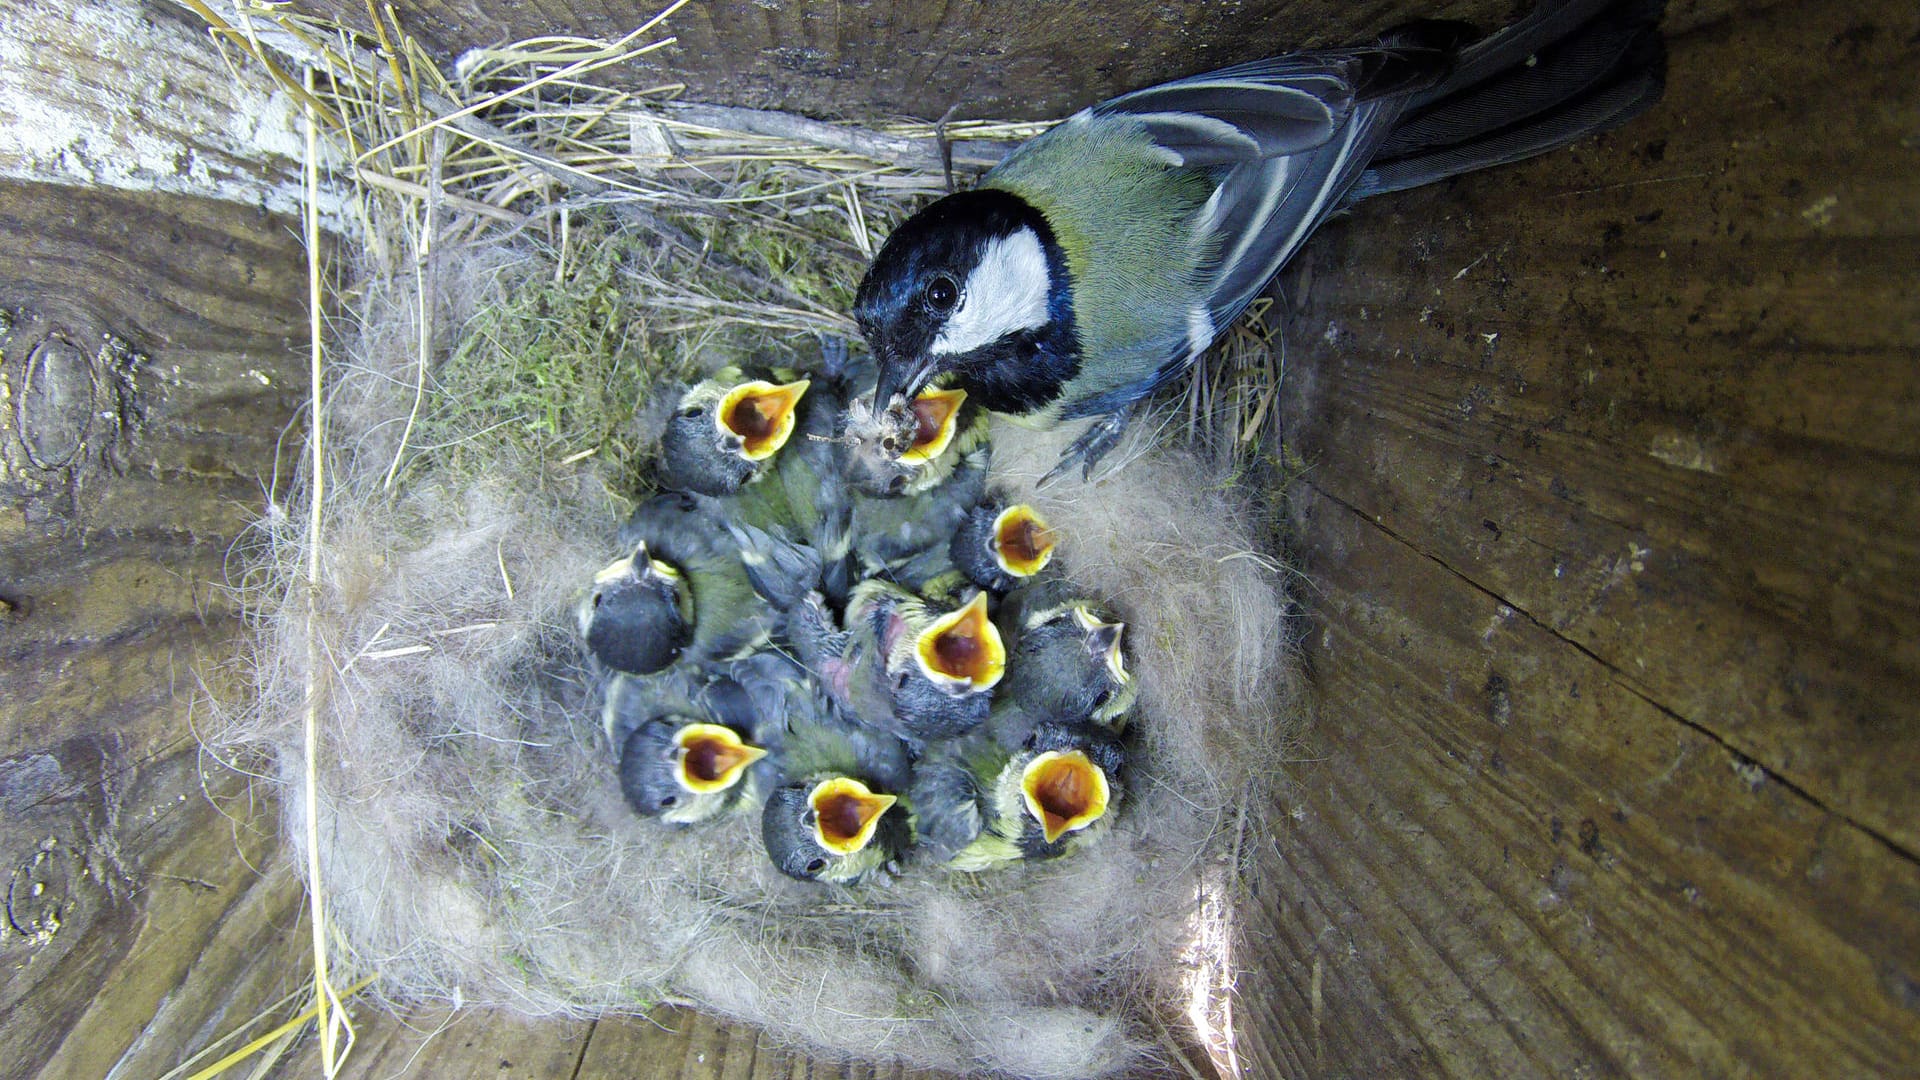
280, 0, 1543, 122
1248, 0, 1920, 1072
0, 178, 311, 1076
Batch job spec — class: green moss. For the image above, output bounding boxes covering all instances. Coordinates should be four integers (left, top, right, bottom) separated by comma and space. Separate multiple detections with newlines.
402, 196, 881, 502
410, 222, 683, 496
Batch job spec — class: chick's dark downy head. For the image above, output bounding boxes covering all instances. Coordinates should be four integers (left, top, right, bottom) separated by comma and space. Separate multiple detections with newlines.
761, 776, 903, 885
657, 375, 810, 496
854, 188, 1078, 420
581, 544, 692, 675
618, 717, 769, 824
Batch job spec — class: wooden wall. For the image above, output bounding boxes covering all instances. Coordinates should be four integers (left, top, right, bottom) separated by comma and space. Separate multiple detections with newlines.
1256, 0, 1920, 1073
0, 181, 316, 1075
284, 0, 1527, 122
4, 0, 1915, 1077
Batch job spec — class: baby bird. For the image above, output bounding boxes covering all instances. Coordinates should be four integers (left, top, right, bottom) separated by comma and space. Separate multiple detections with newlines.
656, 368, 811, 496
791, 583, 1007, 744
759, 696, 915, 885
605, 651, 811, 824
580, 493, 775, 676
578, 542, 691, 676
991, 578, 1135, 748
950, 497, 1058, 594
912, 719, 1126, 870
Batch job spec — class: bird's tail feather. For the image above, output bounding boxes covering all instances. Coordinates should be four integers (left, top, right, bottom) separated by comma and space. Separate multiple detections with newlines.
1351, 0, 1665, 201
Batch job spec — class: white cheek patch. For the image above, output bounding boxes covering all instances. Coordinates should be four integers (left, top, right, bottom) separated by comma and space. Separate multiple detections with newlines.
931, 228, 1052, 357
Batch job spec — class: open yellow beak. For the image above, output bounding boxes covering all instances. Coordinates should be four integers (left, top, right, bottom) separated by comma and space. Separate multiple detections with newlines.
899, 387, 967, 464
808, 777, 898, 855
1021, 750, 1111, 844
718, 379, 810, 461
673, 723, 769, 794
914, 591, 1006, 692
992, 504, 1057, 577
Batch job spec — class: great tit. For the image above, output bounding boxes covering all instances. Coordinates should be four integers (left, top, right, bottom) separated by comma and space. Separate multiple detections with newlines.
950, 496, 1058, 594
578, 543, 692, 675
788, 583, 1007, 744
706, 354, 860, 605
608, 649, 820, 823
580, 493, 773, 675
911, 719, 1126, 870
759, 692, 915, 885
656, 368, 811, 496
852, 0, 1666, 476
991, 578, 1135, 744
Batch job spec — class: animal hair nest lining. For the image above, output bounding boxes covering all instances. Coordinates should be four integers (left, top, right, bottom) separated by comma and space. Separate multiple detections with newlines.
216, 238, 1303, 1078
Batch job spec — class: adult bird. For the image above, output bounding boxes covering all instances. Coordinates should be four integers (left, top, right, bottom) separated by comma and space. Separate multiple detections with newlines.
852, 0, 1666, 477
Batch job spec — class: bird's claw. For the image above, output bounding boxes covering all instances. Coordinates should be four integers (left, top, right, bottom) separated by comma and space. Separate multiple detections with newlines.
1040, 409, 1134, 488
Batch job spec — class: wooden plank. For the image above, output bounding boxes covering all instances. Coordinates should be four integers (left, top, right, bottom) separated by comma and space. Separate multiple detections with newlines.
573, 1006, 968, 1079
1245, 487, 1920, 1076
0, 0, 313, 215
1, 750, 308, 1078
1274, 0, 1920, 855
270, 1004, 595, 1078
284, 0, 1560, 122
0, 176, 312, 1073
1240, 0, 1920, 1072
0, 177, 307, 767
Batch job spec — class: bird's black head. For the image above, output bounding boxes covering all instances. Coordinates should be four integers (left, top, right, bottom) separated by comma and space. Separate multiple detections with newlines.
854, 188, 1079, 418
760, 777, 901, 884
618, 718, 691, 817
656, 376, 811, 496
584, 545, 692, 675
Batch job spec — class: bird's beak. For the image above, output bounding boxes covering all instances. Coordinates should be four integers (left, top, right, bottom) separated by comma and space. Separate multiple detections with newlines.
1074, 607, 1129, 684
718, 378, 811, 461
872, 352, 937, 419
991, 504, 1057, 577
593, 541, 681, 588
914, 591, 1007, 692
899, 387, 968, 464
1021, 750, 1112, 844
673, 723, 768, 794
808, 777, 897, 855
593, 545, 640, 586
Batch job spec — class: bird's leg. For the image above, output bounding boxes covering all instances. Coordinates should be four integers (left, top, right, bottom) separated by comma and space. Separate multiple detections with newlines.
1039, 404, 1137, 487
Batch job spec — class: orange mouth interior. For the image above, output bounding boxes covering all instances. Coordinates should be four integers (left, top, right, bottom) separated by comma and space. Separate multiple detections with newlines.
719, 379, 810, 460
993, 505, 1057, 577
1021, 750, 1111, 844
900, 387, 967, 464
809, 777, 897, 854
915, 592, 1006, 690
674, 723, 768, 794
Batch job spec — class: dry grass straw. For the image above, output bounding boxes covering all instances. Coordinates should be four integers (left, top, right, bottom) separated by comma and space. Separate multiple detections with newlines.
184, 2, 1303, 1076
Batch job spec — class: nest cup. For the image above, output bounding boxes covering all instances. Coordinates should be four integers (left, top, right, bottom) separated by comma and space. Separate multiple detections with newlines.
205, 6, 1307, 1076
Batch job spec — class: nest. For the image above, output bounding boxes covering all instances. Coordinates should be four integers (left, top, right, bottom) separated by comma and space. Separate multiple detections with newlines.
196, 4, 1304, 1076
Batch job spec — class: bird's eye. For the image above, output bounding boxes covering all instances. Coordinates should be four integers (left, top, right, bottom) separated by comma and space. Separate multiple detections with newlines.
805, 857, 828, 875
592, 592, 604, 609
923, 273, 959, 313
659, 795, 677, 808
